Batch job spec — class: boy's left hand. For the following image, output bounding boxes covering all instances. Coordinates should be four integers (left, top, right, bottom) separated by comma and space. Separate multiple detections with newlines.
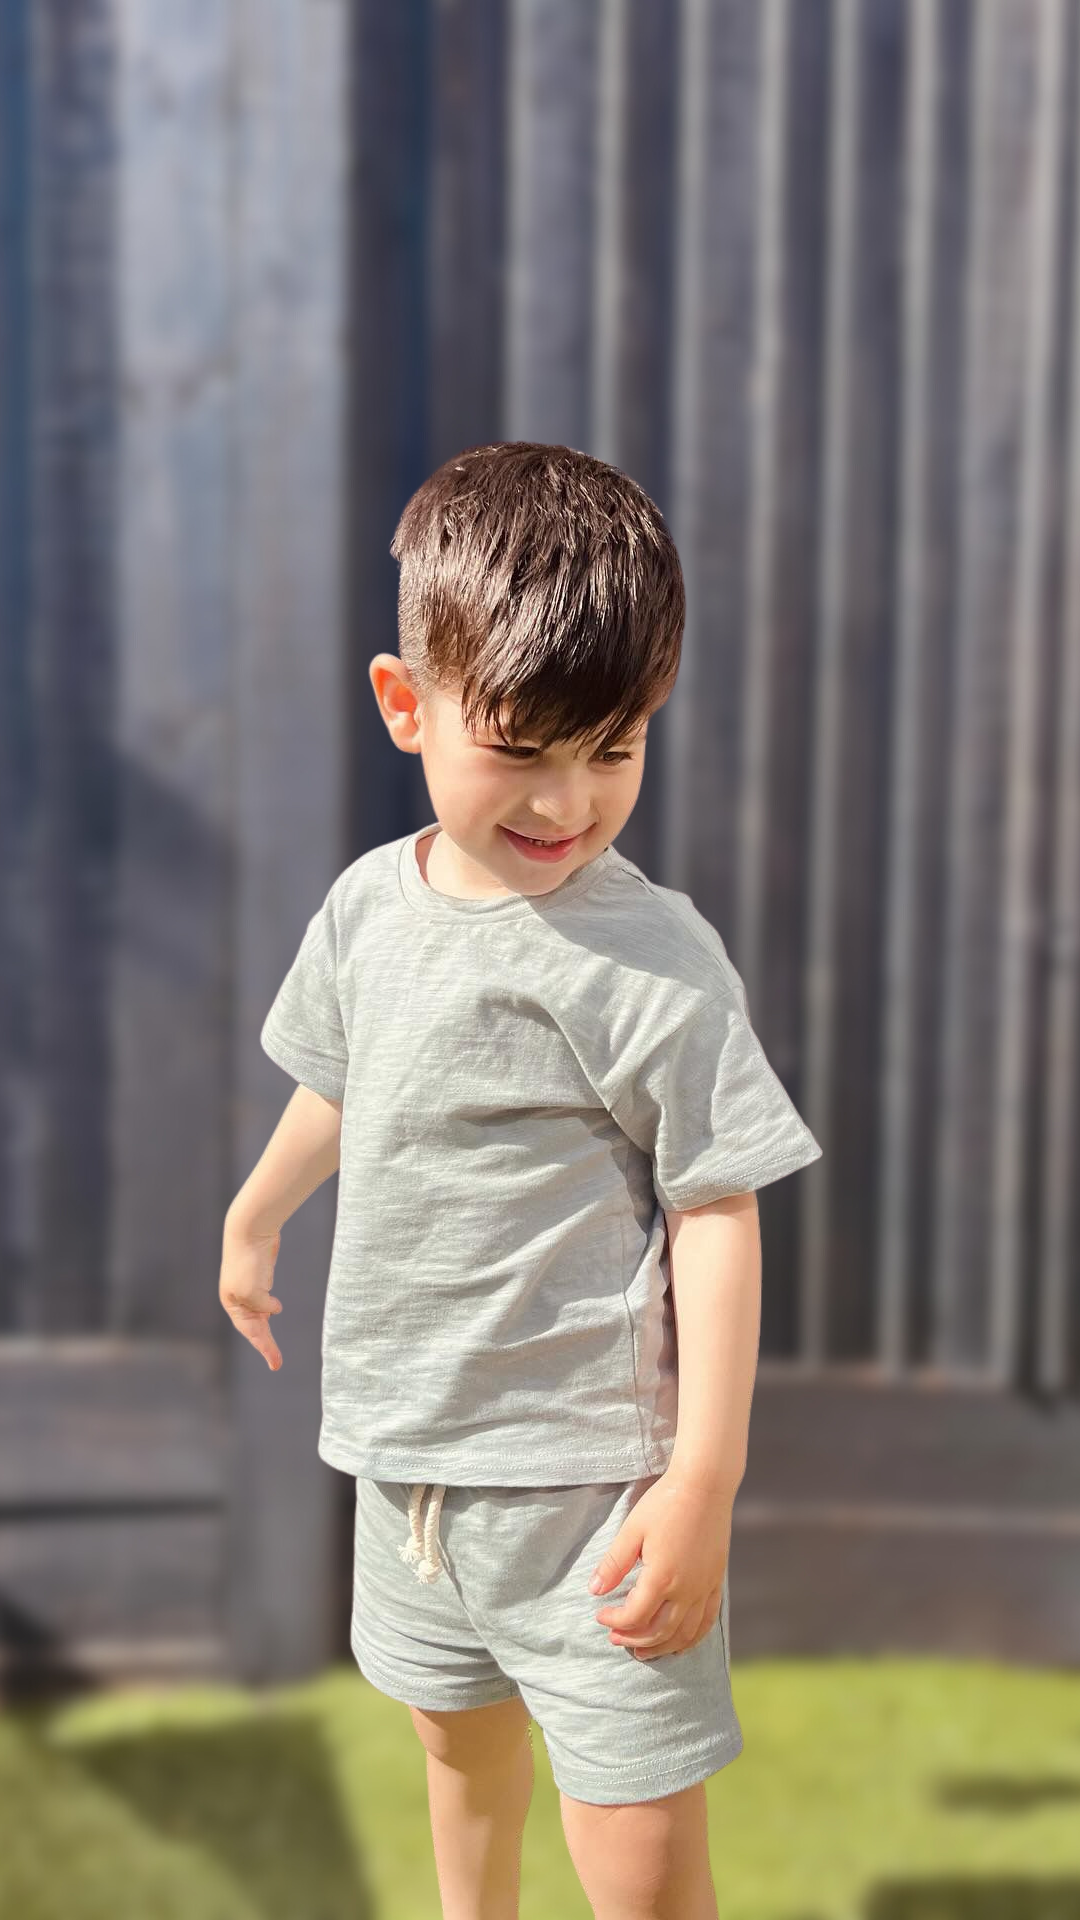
589, 1468, 732, 1659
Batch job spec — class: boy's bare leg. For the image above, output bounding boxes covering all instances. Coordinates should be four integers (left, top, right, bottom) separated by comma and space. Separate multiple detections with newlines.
560, 1782, 719, 1920
410, 1696, 534, 1920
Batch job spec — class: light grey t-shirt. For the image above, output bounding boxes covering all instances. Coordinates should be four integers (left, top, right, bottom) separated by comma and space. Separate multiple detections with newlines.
260, 821, 822, 1485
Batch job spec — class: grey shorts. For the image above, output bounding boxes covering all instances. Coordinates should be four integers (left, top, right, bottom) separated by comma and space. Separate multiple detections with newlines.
350, 1473, 743, 1806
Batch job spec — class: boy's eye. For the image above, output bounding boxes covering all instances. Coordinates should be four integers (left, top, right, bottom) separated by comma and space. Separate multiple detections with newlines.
489, 746, 633, 766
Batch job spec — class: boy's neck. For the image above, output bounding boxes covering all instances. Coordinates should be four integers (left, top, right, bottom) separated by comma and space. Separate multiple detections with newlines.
418, 828, 518, 901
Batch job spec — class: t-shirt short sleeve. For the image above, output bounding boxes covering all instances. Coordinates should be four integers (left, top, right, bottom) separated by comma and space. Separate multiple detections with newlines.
260, 899, 348, 1101
609, 988, 822, 1211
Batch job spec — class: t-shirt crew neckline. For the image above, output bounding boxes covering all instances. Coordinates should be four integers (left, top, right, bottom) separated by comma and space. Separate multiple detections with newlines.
399, 821, 620, 919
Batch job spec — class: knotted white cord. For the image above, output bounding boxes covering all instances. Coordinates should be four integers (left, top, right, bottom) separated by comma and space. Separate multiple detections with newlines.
398, 1483, 448, 1583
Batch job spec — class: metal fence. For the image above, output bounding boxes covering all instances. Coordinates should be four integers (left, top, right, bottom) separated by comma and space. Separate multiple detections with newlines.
2, 0, 1079, 1683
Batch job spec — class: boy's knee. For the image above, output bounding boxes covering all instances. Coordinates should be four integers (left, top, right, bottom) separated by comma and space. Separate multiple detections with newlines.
409, 1694, 531, 1770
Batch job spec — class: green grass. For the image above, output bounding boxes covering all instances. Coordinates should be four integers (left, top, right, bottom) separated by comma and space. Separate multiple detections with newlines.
1, 1658, 1079, 1919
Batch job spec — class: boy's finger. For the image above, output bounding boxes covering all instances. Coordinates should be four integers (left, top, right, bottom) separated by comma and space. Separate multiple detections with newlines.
223, 1288, 282, 1318
241, 1317, 283, 1370
225, 1299, 283, 1352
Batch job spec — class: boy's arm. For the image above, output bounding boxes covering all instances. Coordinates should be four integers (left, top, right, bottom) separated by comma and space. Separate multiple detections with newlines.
220, 1083, 343, 1369
664, 1190, 761, 1502
226, 1082, 343, 1240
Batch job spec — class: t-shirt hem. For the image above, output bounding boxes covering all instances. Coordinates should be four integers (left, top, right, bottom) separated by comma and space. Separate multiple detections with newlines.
655, 1136, 822, 1211
318, 1432, 677, 1485
260, 1022, 348, 1101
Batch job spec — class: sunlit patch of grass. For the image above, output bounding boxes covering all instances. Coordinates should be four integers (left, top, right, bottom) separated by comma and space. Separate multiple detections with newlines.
1, 1658, 1078, 1919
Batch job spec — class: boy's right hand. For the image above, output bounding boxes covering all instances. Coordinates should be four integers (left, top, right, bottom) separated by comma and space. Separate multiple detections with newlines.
219, 1217, 284, 1371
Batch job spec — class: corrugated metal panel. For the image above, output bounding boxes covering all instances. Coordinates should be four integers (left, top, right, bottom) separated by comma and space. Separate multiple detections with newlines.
7, 0, 1079, 1391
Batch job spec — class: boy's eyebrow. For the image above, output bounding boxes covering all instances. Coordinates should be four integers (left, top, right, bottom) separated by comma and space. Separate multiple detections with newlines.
485, 738, 644, 755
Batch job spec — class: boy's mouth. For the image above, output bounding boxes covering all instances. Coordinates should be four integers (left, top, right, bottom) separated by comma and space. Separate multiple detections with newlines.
501, 825, 583, 862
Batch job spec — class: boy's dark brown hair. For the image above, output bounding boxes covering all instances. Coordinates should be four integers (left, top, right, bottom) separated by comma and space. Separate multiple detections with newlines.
389, 442, 684, 755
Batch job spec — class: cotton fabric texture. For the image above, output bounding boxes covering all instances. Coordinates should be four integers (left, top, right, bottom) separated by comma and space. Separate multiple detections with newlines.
260, 822, 822, 1485
351, 1473, 744, 1805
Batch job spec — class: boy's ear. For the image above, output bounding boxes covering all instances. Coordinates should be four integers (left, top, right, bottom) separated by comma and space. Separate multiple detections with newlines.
369, 654, 423, 753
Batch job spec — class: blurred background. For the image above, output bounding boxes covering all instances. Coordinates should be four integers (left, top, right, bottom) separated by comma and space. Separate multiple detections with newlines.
3, 0, 1080, 1911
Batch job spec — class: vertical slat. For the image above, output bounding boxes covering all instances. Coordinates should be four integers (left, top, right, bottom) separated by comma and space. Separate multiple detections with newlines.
800, 0, 859, 1365
0, 0, 34, 1331
590, 0, 679, 883
26, 1, 117, 1332
1037, 5, 1080, 1395
904, 0, 974, 1369
838, 0, 907, 1363
428, 0, 506, 468
346, 0, 431, 851
592, 0, 631, 469
880, 0, 974, 1379
798, 0, 909, 1364
739, 0, 790, 1021
757, 0, 830, 1359
592, 0, 679, 510
932, 0, 1040, 1375
739, 0, 828, 1367
503, 0, 600, 442
230, 0, 349, 1681
991, 0, 1067, 1383
109, 0, 235, 1339
664, 0, 761, 901
877, 0, 938, 1374
931, 0, 997, 1374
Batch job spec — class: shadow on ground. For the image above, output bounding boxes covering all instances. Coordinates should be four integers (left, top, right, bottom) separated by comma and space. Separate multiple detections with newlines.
933, 1775, 1080, 1814
864, 1879, 1080, 1920
73, 1711, 374, 1920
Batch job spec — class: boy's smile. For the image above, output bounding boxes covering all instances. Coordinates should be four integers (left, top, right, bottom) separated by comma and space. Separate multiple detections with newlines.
370, 656, 650, 901
500, 824, 587, 861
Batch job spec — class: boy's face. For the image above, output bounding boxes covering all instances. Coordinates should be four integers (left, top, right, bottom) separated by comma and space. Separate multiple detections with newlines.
369, 655, 650, 899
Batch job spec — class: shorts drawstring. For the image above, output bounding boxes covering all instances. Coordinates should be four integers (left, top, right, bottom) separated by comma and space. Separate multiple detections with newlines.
399, 1483, 448, 1583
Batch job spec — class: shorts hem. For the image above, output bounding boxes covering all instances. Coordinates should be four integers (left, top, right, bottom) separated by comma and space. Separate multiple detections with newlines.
547, 1727, 744, 1806
351, 1634, 521, 1714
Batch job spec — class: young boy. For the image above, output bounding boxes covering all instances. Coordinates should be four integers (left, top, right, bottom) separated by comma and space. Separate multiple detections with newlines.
220, 441, 822, 1919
